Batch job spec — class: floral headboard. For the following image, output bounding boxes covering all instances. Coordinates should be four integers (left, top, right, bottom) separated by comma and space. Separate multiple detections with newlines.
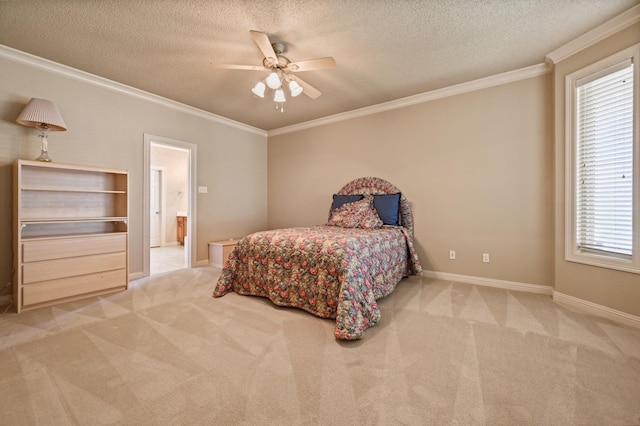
335, 177, 415, 237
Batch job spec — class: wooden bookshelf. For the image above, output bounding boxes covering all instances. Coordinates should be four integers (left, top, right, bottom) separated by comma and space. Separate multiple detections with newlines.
13, 160, 129, 312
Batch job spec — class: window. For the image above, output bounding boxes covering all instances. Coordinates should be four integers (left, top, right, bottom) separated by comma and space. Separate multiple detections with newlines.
566, 44, 639, 273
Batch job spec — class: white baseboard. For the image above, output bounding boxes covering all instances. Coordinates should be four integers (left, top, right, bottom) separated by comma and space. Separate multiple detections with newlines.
5, 270, 637, 329
421, 270, 640, 329
553, 291, 640, 329
129, 272, 145, 281
421, 270, 553, 295
195, 259, 210, 267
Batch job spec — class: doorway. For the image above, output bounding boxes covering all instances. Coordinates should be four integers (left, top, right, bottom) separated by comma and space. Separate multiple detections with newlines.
143, 134, 197, 277
150, 167, 162, 248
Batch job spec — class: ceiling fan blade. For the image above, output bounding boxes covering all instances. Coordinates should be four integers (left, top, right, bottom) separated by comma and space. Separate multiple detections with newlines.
288, 57, 336, 72
213, 64, 265, 71
291, 75, 321, 99
250, 30, 277, 60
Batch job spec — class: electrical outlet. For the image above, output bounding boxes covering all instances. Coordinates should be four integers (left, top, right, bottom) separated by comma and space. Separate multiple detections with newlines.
449, 250, 456, 260
483, 253, 490, 263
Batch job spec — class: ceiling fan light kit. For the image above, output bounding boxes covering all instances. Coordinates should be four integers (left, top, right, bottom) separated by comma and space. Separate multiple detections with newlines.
251, 81, 266, 97
266, 71, 282, 89
216, 30, 336, 113
289, 80, 303, 97
274, 89, 286, 103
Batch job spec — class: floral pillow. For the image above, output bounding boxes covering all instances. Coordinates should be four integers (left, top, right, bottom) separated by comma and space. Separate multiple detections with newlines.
327, 195, 383, 229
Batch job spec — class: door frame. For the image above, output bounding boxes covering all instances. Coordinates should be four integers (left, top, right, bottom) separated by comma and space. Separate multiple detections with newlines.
150, 166, 165, 248
143, 134, 197, 277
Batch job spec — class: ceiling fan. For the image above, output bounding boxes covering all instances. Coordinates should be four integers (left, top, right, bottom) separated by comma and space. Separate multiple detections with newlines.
215, 30, 336, 109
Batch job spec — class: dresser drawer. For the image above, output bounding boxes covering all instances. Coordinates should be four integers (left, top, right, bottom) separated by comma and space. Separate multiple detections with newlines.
22, 269, 127, 307
22, 234, 127, 263
23, 252, 126, 284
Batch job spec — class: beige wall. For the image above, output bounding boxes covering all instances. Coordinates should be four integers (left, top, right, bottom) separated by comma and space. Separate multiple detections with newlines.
150, 144, 188, 245
553, 25, 640, 317
268, 75, 555, 287
2, 15, 636, 320
0, 53, 268, 296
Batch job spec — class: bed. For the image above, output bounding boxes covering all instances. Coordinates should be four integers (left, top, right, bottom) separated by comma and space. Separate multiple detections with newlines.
213, 177, 422, 340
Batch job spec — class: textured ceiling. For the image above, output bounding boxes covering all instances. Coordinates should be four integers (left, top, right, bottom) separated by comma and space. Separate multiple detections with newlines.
0, 0, 638, 131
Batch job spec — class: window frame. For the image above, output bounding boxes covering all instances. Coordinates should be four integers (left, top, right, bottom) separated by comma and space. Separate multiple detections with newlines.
565, 43, 640, 274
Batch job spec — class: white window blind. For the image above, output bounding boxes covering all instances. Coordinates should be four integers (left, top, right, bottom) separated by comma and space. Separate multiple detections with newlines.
576, 61, 634, 257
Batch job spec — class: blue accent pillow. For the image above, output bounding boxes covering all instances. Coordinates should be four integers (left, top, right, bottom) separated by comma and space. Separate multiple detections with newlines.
373, 193, 401, 226
331, 194, 364, 210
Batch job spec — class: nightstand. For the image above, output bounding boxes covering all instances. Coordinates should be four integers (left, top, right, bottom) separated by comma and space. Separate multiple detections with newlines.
208, 239, 241, 267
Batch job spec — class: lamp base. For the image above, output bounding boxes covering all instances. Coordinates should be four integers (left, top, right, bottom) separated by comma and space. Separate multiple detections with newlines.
35, 132, 52, 162
35, 150, 52, 162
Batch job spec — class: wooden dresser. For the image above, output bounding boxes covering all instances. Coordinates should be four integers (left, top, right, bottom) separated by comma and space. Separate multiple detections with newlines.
13, 160, 129, 312
177, 214, 187, 245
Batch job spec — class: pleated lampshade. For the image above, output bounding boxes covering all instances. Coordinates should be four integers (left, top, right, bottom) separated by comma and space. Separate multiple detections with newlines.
16, 98, 67, 131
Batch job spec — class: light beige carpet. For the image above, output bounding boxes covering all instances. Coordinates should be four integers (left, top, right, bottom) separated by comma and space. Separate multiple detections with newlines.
1, 266, 639, 425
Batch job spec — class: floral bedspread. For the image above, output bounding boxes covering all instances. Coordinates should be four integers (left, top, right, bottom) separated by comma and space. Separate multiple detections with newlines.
213, 225, 421, 340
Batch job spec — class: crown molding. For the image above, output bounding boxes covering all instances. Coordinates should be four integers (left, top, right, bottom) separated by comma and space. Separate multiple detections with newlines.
546, 4, 640, 64
268, 62, 551, 137
0, 44, 267, 137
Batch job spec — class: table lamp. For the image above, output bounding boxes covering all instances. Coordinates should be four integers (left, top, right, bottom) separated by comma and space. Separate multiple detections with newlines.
16, 98, 67, 162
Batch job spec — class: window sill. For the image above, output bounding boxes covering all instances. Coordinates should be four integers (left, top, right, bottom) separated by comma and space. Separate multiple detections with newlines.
566, 252, 640, 275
